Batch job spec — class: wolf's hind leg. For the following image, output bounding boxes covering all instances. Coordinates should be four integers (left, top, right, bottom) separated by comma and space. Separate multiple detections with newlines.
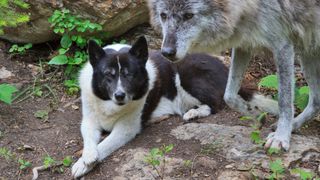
183, 105, 211, 121
292, 54, 320, 130
224, 48, 255, 115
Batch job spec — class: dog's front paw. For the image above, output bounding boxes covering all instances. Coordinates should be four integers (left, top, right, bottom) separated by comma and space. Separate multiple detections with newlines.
264, 132, 290, 151
183, 109, 199, 121
82, 148, 99, 165
72, 157, 96, 179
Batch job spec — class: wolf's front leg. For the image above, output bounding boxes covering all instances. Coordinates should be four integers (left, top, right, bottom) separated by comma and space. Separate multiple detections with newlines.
224, 48, 253, 115
72, 117, 101, 178
265, 42, 295, 151
97, 118, 141, 161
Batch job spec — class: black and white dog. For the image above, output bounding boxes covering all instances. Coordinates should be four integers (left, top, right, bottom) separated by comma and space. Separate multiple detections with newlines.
72, 36, 277, 178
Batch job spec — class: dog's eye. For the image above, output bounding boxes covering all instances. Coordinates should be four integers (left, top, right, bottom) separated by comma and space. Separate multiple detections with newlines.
183, 13, 194, 20
160, 13, 167, 20
104, 69, 116, 76
121, 68, 129, 76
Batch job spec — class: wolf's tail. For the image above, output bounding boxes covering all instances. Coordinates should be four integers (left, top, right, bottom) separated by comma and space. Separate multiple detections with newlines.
238, 85, 279, 116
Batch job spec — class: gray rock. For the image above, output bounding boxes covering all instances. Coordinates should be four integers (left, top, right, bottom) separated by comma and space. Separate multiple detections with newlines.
217, 170, 251, 180
115, 148, 184, 180
0, 0, 149, 43
171, 123, 320, 168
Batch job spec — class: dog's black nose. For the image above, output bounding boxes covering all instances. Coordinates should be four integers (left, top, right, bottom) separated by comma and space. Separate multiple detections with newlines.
115, 92, 126, 101
161, 47, 177, 60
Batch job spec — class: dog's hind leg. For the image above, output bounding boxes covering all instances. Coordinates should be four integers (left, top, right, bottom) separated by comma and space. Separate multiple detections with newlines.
292, 54, 320, 130
265, 42, 295, 151
224, 48, 254, 115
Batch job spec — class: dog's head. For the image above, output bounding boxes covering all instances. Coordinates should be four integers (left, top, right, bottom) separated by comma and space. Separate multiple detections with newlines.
88, 36, 149, 106
148, 0, 233, 62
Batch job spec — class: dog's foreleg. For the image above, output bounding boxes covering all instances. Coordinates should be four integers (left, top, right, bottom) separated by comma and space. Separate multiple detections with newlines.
265, 42, 295, 151
224, 48, 253, 115
292, 54, 320, 130
72, 116, 101, 178
97, 118, 141, 161
183, 105, 211, 121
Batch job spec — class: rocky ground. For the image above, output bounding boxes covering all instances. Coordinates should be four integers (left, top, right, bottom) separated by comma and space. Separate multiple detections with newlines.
0, 25, 319, 180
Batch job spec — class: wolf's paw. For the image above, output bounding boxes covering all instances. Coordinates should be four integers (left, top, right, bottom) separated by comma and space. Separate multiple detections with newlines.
265, 132, 290, 151
72, 157, 96, 179
82, 148, 99, 165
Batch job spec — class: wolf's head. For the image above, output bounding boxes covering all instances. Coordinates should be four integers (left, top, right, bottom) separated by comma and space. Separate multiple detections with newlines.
148, 0, 234, 62
88, 36, 149, 106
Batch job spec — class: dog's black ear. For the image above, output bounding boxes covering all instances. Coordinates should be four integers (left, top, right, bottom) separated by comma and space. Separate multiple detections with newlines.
129, 36, 148, 64
88, 40, 105, 66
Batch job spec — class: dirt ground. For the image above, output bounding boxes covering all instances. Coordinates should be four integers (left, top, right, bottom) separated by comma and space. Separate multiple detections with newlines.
0, 25, 319, 180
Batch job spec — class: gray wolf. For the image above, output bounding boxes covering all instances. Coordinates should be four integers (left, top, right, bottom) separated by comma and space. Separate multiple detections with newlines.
71, 36, 276, 178
148, 0, 320, 151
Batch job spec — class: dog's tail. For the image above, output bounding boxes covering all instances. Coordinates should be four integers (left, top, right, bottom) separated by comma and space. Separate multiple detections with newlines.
238, 85, 279, 116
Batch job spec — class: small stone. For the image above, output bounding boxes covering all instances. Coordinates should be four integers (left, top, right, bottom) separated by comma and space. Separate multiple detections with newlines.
113, 158, 120, 162
72, 105, 79, 110
156, 138, 162, 143
217, 170, 251, 180
0, 67, 14, 79
225, 164, 234, 169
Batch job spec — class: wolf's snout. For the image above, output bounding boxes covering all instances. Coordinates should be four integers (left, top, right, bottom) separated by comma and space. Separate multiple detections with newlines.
161, 47, 177, 60
114, 91, 126, 101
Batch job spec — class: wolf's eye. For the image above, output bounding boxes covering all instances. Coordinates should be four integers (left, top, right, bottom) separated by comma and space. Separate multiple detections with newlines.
160, 13, 167, 20
183, 13, 194, 20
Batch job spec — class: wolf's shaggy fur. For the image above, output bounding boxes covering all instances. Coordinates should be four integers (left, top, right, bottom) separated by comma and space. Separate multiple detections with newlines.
148, 0, 320, 151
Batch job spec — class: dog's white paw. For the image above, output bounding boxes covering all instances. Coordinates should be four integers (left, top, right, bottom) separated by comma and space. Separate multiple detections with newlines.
265, 132, 290, 151
183, 109, 199, 121
82, 148, 99, 165
72, 157, 95, 179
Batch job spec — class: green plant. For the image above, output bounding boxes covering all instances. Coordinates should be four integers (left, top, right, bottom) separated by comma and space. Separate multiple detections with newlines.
290, 168, 314, 180
0, 0, 30, 34
259, 74, 309, 111
0, 83, 18, 104
0, 147, 13, 161
18, 158, 32, 170
48, 8, 103, 94
9, 43, 32, 54
268, 159, 285, 180
239, 112, 267, 145
62, 156, 72, 167
43, 155, 56, 168
145, 144, 174, 179
34, 110, 49, 122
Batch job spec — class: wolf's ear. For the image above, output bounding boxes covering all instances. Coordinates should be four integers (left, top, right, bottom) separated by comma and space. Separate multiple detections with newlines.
88, 40, 105, 67
129, 36, 148, 64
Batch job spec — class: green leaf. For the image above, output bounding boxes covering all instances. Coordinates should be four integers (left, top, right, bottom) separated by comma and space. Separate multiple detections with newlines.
298, 86, 309, 95
34, 110, 49, 121
295, 93, 309, 111
259, 75, 278, 89
49, 55, 68, 65
61, 34, 72, 49
239, 116, 253, 121
267, 148, 281, 155
290, 168, 314, 180
250, 130, 262, 144
165, 144, 174, 153
43, 155, 55, 168
58, 48, 68, 55
270, 159, 285, 174
62, 156, 72, 167
0, 84, 18, 104
18, 159, 32, 170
